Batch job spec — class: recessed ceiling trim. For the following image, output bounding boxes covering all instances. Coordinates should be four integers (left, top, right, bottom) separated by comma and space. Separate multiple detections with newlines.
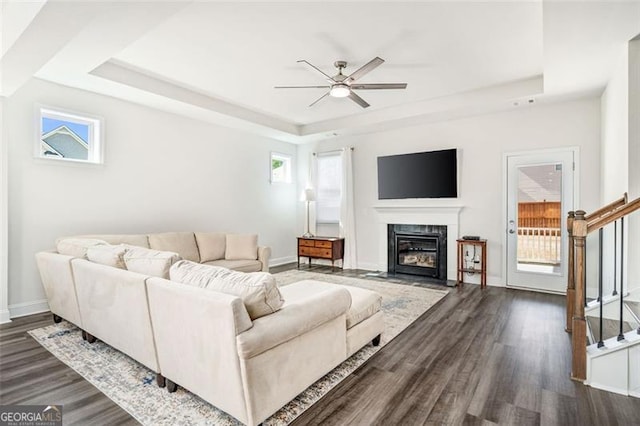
300, 75, 544, 137
90, 59, 300, 136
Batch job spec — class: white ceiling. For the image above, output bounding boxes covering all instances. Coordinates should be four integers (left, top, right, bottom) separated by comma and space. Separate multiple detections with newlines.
1, 1, 639, 143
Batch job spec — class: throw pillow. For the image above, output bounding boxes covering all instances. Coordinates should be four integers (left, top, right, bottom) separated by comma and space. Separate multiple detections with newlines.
56, 238, 108, 258
86, 244, 129, 269
148, 232, 200, 263
195, 232, 226, 262
225, 234, 258, 260
124, 246, 181, 279
170, 260, 283, 319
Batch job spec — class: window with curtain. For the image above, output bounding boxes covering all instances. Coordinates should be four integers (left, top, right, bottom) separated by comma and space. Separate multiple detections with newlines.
316, 152, 342, 223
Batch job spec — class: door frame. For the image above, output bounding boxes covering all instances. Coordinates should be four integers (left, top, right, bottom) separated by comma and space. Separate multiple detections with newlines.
501, 146, 580, 294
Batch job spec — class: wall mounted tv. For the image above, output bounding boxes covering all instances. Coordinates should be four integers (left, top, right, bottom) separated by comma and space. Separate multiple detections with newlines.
377, 148, 458, 199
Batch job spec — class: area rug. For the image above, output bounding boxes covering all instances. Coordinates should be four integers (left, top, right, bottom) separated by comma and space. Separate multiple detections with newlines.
28, 271, 448, 425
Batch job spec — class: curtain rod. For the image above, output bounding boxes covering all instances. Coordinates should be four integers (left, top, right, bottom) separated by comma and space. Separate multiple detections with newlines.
313, 147, 354, 156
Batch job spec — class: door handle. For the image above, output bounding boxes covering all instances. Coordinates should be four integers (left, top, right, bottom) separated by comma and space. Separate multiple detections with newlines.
508, 220, 516, 234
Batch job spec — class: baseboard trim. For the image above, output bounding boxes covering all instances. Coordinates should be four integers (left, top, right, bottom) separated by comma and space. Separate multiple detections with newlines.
0, 309, 11, 324
357, 262, 381, 272
9, 299, 49, 319
270, 256, 296, 267
587, 382, 629, 396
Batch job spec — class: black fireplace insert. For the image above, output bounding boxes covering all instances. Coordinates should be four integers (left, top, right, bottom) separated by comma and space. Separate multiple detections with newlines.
388, 224, 447, 281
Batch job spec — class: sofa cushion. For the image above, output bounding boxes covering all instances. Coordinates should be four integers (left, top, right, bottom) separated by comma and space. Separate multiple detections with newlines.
76, 234, 149, 248
149, 232, 200, 263
86, 244, 129, 269
124, 246, 181, 279
279, 280, 382, 329
56, 238, 108, 258
170, 260, 283, 320
202, 259, 262, 273
195, 232, 226, 262
343, 286, 383, 329
225, 234, 258, 260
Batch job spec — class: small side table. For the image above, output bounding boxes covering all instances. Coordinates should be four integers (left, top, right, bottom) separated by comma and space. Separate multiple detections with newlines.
297, 236, 345, 269
456, 239, 487, 288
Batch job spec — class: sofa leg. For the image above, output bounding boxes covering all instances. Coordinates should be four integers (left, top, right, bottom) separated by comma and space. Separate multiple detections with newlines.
81, 330, 87, 341
53, 314, 62, 324
166, 379, 178, 393
85, 332, 97, 344
372, 334, 381, 346
156, 373, 166, 388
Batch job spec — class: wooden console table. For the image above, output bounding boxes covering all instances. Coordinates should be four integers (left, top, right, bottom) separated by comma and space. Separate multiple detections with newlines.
456, 239, 487, 288
298, 236, 344, 269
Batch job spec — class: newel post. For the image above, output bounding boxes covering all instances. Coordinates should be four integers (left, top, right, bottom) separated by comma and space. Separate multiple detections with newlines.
565, 211, 575, 332
571, 210, 587, 381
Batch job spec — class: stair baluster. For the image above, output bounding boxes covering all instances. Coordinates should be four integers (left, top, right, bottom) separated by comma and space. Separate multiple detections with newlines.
597, 228, 604, 347
618, 216, 625, 341
612, 220, 618, 296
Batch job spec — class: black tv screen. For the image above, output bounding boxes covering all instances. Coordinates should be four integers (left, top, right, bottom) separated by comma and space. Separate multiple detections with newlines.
377, 149, 458, 199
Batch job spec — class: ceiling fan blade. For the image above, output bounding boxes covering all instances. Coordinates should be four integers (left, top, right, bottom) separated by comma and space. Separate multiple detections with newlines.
297, 60, 335, 82
348, 92, 370, 108
350, 83, 407, 90
274, 85, 331, 89
346, 57, 385, 83
309, 92, 330, 107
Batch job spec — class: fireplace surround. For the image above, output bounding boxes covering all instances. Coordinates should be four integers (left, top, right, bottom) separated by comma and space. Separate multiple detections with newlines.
388, 224, 447, 281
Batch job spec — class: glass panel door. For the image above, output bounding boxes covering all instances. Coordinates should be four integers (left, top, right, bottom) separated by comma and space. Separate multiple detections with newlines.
506, 150, 574, 293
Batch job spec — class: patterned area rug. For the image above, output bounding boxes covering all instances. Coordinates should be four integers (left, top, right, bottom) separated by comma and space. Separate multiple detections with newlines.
29, 271, 448, 425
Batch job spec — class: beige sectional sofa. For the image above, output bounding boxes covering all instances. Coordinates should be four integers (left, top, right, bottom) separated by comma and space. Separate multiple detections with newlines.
35, 233, 384, 426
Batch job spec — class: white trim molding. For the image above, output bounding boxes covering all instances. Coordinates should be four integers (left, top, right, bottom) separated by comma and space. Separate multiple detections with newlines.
0, 98, 10, 324
269, 256, 297, 268
8, 299, 50, 319
373, 204, 463, 280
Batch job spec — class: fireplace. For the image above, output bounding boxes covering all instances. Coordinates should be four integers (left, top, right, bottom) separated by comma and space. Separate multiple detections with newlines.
388, 224, 447, 281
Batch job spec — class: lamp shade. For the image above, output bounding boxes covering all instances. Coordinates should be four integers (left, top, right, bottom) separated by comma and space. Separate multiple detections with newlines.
303, 188, 316, 202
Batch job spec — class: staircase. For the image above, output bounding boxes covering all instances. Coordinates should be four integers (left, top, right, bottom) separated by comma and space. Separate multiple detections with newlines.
566, 193, 640, 398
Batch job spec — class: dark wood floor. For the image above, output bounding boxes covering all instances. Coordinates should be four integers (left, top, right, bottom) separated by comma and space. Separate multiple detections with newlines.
2, 264, 639, 425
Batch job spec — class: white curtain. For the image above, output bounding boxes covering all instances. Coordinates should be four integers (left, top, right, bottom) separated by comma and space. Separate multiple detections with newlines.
308, 153, 317, 236
339, 148, 357, 269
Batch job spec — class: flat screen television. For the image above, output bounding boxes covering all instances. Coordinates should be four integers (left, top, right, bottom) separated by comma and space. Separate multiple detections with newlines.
377, 148, 458, 199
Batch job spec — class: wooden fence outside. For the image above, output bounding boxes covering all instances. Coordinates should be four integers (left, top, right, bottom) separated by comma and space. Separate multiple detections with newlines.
517, 201, 562, 265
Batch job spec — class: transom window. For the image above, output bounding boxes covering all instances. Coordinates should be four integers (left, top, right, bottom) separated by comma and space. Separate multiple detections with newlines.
37, 107, 103, 164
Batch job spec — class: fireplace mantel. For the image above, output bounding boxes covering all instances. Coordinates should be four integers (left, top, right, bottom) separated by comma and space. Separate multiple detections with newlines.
373, 205, 463, 216
374, 204, 464, 280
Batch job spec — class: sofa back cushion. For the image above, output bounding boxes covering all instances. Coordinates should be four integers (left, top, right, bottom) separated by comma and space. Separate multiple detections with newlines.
75, 234, 149, 248
124, 247, 181, 279
170, 260, 283, 320
225, 234, 258, 260
86, 244, 129, 269
195, 232, 226, 262
56, 238, 108, 258
149, 232, 200, 263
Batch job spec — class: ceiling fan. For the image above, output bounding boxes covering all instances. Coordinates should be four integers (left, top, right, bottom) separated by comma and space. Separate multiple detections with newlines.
275, 57, 407, 108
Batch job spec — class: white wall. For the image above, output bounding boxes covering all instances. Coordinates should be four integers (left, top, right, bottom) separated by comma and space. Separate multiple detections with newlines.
601, 47, 629, 202
299, 98, 601, 286
0, 97, 10, 323
627, 38, 640, 290
7, 79, 298, 314
600, 38, 640, 292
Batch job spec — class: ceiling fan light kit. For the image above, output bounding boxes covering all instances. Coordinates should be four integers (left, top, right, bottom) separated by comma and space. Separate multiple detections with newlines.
275, 57, 408, 108
329, 84, 350, 98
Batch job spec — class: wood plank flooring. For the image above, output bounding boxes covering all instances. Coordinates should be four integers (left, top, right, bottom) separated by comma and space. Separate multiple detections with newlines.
2, 264, 639, 425
0, 311, 137, 425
